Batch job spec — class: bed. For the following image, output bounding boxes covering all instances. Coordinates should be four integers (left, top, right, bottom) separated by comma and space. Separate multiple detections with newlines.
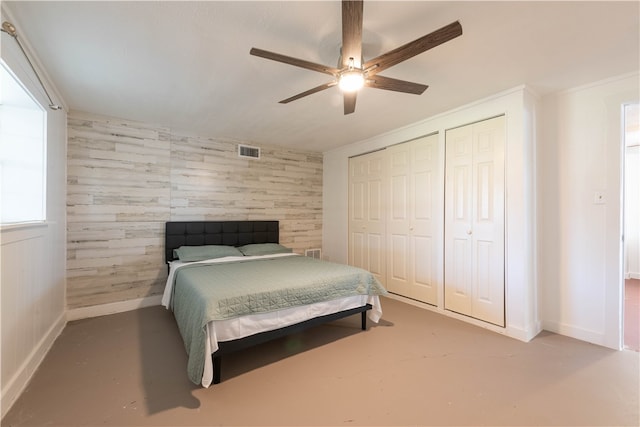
162, 220, 386, 386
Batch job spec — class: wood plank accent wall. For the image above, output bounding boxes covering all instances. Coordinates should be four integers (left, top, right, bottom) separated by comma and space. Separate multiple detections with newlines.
67, 112, 322, 309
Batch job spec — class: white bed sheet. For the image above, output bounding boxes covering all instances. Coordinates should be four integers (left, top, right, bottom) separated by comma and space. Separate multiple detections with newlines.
201, 294, 381, 387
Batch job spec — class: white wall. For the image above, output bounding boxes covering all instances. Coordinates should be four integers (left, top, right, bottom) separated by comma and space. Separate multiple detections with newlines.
538, 72, 639, 350
0, 5, 67, 417
324, 86, 540, 342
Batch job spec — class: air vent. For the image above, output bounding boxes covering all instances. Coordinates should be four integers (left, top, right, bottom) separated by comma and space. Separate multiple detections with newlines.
305, 248, 322, 260
238, 144, 260, 159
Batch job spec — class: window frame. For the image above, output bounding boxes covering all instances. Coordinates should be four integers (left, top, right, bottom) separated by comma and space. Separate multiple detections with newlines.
0, 58, 48, 228
0, 52, 48, 227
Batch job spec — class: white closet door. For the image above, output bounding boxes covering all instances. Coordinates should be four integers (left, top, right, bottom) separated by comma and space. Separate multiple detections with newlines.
445, 116, 505, 326
387, 134, 439, 304
348, 150, 386, 285
444, 125, 474, 315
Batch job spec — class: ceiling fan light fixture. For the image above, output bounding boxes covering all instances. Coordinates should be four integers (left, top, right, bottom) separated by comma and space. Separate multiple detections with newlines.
338, 70, 365, 92
250, 1, 463, 114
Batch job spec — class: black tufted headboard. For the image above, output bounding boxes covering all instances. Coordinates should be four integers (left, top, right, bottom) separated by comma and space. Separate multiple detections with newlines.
165, 220, 279, 263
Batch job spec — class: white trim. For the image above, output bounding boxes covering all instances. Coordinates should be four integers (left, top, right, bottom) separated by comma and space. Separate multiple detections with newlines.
0, 312, 66, 418
66, 295, 163, 321
555, 71, 640, 97
0, 4, 68, 111
0, 222, 48, 245
0, 221, 48, 233
385, 293, 541, 343
542, 320, 608, 348
324, 85, 528, 156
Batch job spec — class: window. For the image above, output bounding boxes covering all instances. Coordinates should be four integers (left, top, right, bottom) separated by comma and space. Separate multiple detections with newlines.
0, 61, 46, 224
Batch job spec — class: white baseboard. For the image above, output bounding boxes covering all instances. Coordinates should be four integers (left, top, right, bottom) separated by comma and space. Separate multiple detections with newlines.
385, 293, 539, 343
1, 296, 164, 418
66, 294, 163, 321
1, 311, 66, 419
541, 320, 610, 348
507, 320, 543, 343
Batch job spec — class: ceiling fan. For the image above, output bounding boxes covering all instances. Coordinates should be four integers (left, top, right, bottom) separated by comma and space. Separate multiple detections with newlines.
250, 0, 462, 115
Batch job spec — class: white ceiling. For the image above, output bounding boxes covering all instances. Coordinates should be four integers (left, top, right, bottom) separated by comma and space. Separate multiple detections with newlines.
4, 1, 639, 152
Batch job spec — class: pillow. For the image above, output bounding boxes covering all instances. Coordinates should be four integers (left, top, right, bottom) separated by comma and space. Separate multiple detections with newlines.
238, 243, 292, 256
174, 245, 243, 262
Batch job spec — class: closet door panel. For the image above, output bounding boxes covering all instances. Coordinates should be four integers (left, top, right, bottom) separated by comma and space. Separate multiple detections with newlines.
386, 134, 439, 304
387, 143, 411, 295
445, 125, 473, 313
350, 181, 365, 221
389, 234, 408, 281
350, 231, 366, 269
391, 175, 408, 220
470, 116, 505, 325
348, 150, 387, 285
475, 239, 493, 300
414, 235, 433, 287
365, 162, 386, 284
411, 137, 438, 303
446, 236, 472, 314
414, 171, 432, 219
368, 179, 384, 222
445, 116, 505, 326
473, 237, 503, 322
367, 232, 385, 280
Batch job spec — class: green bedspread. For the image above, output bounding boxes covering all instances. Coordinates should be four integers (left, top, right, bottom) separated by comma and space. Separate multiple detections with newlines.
169, 254, 387, 385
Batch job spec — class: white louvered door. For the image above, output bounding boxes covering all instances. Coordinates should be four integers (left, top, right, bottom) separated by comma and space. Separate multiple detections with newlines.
444, 116, 505, 326
348, 150, 386, 285
386, 134, 439, 304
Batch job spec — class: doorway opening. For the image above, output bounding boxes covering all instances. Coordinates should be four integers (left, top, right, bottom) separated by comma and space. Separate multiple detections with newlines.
623, 103, 639, 351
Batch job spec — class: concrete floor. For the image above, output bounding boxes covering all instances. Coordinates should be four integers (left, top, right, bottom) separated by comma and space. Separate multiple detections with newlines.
2, 297, 639, 426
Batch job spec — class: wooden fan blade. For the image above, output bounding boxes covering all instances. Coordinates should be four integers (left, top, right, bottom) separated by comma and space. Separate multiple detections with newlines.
363, 21, 462, 76
279, 81, 337, 104
344, 91, 357, 115
250, 48, 340, 76
366, 75, 428, 95
341, 0, 363, 68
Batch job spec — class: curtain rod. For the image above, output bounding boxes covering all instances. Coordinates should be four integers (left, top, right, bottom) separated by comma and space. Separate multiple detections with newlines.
1, 21, 61, 111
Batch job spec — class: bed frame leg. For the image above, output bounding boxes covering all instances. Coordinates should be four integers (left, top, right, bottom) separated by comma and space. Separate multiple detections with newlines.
361, 311, 367, 330
213, 354, 222, 384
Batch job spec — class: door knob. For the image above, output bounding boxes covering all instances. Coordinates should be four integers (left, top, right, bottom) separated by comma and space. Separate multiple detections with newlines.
466, 230, 472, 235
